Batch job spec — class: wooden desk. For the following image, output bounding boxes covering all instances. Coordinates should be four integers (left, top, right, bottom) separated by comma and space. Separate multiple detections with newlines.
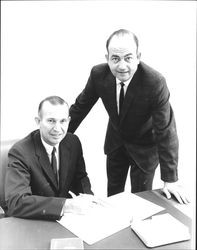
0, 190, 193, 250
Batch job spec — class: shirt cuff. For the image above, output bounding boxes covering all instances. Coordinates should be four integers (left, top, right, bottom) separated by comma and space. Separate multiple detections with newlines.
60, 200, 67, 216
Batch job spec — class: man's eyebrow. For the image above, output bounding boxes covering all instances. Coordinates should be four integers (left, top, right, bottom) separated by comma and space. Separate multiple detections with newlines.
111, 55, 119, 58
124, 53, 133, 57
111, 53, 134, 58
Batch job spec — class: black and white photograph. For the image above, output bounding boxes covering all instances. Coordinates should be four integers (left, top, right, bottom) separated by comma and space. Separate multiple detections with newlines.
0, 1, 196, 249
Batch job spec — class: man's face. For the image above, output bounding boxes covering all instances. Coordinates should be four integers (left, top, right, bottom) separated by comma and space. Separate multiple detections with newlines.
35, 101, 70, 146
106, 34, 140, 82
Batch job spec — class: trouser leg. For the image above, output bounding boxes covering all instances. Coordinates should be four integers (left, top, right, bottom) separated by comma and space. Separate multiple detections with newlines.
129, 161, 156, 193
107, 146, 130, 196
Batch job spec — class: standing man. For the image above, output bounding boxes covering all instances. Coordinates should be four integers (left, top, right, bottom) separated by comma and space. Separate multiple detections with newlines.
5, 96, 97, 220
68, 29, 189, 204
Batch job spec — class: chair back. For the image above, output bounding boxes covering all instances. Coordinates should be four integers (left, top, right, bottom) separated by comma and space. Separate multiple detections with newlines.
0, 140, 18, 210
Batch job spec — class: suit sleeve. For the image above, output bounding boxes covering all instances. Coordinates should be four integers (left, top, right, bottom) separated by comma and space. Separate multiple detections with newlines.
151, 76, 179, 182
69, 136, 93, 195
5, 147, 66, 220
68, 67, 99, 133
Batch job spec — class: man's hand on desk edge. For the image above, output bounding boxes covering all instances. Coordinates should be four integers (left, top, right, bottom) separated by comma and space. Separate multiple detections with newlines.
162, 182, 190, 204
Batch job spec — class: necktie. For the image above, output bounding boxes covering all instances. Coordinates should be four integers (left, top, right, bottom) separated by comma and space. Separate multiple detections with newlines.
51, 147, 58, 184
119, 82, 125, 116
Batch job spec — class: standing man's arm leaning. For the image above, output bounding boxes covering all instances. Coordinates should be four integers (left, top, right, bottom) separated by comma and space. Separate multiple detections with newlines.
68, 68, 99, 133
151, 75, 189, 204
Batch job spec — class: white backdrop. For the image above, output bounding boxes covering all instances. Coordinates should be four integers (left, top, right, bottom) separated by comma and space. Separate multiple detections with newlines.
1, 1, 196, 198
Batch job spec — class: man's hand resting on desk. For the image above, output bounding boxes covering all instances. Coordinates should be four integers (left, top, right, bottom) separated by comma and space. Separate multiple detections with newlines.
63, 194, 101, 215
162, 182, 190, 204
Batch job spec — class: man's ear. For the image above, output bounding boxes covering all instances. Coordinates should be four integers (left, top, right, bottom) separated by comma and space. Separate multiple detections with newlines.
137, 52, 141, 60
35, 117, 40, 125
105, 54, 109, 62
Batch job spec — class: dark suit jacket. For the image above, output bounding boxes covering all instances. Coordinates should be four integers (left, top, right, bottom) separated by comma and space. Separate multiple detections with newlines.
5, 130, 93, 220
68, 62, 179, 182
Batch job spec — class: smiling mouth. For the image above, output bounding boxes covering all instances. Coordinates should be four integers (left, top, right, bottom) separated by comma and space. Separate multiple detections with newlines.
118, 71, 128, 74
51, 134, 62, 138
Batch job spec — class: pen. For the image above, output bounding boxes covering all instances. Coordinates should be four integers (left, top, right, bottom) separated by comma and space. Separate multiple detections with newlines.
68, 191, 85, 198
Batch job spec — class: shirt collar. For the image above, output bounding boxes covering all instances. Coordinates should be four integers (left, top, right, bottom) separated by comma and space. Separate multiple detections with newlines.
41, 138, 59, 155
116, 78, 131, 87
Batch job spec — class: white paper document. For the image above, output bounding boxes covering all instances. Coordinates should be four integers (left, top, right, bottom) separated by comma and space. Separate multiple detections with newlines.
58, 192, 164, 245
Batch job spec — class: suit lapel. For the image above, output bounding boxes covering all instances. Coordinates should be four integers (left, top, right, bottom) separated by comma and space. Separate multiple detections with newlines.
103, 72, 119, 125
33, 131, 58, 190
120, 67, 141, 124
58, 137, 71, 193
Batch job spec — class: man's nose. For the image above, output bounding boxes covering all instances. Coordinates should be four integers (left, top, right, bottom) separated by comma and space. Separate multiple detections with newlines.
118, 59, 127, 70
53, 122, 62, 132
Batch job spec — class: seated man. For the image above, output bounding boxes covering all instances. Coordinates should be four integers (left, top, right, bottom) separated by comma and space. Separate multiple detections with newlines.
5, 96, 95, 220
